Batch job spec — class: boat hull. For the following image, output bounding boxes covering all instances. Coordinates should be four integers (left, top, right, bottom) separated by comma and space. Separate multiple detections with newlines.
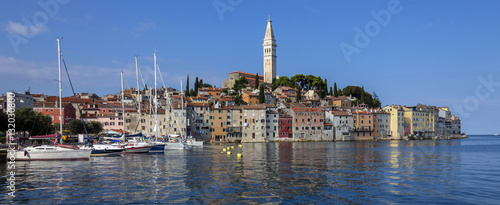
124, 146, 152, 153
150, 144, 165, 151
91, 144, 124, 155
8, 148, 92, 161
186, 140, 203, 147
164, 142, 186, 150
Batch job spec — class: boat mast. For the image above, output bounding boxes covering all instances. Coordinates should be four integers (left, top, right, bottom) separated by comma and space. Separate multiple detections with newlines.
180, 80, 184, 138
154, 52, 158, 142
57, 38, 63, 144
121, 71, 125, 136
135, 56, 142, 133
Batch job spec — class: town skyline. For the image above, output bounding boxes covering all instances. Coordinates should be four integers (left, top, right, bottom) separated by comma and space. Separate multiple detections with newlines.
1, 0, 500, 135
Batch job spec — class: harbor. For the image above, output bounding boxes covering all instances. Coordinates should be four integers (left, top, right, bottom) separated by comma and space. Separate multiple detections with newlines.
2, 135, 499, 204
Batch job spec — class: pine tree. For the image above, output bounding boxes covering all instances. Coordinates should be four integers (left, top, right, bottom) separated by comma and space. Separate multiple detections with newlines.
296, 87, 302, 103
259, 85, 265, 104
271, 78, 278, 91
361, 86, 365, 103
333, 82, 338, 97
254, 73, 259, 89
194, 77, 199, 96
329, 87, 333, 96
323, 79, 328, 98
185, 75, 190, 96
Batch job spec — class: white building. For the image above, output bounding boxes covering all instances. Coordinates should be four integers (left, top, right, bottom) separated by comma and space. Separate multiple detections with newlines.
265, 110, 279, 141
6, 92, 33, 111
241, 105, 267, 142
263, 15, 277, 84
325, 110, 354, 141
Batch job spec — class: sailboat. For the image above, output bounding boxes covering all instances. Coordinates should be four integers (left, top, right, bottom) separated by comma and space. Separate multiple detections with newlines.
164, 80, 191, 150
7, 39, 92, 160
149, 52, 167, 151
118, 71, 153, 153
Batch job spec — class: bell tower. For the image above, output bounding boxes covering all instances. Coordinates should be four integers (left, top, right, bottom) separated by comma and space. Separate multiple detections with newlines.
263, 15, 277, 84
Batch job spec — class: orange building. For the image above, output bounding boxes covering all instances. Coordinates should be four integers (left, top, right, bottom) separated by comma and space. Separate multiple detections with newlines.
242, 91, 259, 105
209, 107, 228, 142
352, 111, 374, 140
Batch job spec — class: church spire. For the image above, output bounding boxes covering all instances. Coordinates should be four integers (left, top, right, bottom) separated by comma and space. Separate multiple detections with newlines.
264, 14, 275, 40
263, 15, 277, 84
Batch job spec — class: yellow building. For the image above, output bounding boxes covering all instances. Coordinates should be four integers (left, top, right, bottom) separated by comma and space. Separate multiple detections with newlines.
403, 106, 431, 137
383, 105, 405, 139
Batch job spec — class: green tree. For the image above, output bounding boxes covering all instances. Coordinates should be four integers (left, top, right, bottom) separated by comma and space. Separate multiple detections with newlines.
296, 87, 302, 103
254, 73, 259, 89
323, 79, 328, 98
372, 92, 381, 108
221, 88, 228, 95
361, 86, 365, 103
88, 121, 103, 134
185, 75, 190, 97
69, 119, 85, 134
271, 78, 278, 91
334, 82, 338, 97
14, 108, 53, 136
258, 85, 265, 104
233, 94, 247, 106
194, 77, 199, 96
291, 74, 305, 89
276, 76, 292, 87
53, 123, 67, 133
0, 111, 7, 134
232, 77, 248, 93
329, 87, 333, 96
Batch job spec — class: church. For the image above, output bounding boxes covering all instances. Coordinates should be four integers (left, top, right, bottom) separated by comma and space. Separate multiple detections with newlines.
222, 16, 277, 89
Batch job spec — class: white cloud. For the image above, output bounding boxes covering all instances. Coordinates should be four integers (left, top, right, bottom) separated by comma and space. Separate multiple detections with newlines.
0, 56, 132, 96
136, 21, 156, 31
4, 21, 48, 36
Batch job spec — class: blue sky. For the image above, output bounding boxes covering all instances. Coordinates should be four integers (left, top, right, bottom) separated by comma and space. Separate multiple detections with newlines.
1, 0, 499, 134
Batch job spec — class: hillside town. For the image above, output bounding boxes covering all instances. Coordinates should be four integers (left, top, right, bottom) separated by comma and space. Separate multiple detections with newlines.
0, 16, 462, 143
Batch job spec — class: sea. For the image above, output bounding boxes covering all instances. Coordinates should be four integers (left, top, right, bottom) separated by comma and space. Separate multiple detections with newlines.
1, 135, 500, 204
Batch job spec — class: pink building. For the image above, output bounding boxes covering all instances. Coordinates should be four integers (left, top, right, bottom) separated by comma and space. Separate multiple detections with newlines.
97, 113, 123, 131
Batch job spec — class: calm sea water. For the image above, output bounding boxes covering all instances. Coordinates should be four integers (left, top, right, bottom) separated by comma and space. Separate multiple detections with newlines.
2, 135, 500, 204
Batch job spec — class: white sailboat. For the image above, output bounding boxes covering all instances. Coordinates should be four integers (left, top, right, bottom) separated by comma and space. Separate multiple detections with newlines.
119, 71, 152, 153
150, 52, 167, 151
7, 39, 92, 160
164, 80, 191, 150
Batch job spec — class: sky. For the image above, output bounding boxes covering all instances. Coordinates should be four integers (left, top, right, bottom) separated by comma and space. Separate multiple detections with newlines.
1, 0, 499, 134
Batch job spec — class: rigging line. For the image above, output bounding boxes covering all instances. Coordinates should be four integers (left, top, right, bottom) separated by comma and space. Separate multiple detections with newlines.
29, 109, 41, 135
62, 57, 89, 138
34, 121, 51, 136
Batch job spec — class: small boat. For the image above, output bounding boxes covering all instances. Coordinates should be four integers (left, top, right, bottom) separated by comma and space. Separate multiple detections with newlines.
150, 140, 166, 152
7, 39, 91, 161
123, 136, 153, 153
91, 143, 124, 156
124, 143, 152, 153
8, 133, 92, 161
186, 136, 203, 147
164, 134, 188, 150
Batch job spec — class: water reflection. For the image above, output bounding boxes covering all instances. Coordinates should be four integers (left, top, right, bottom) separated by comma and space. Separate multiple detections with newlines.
3, 137, 500, 204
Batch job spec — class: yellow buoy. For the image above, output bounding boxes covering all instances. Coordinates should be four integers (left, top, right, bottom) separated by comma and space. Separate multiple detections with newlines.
231, 146, 234, 149
237, 153, 242, 158
223, 148, 226, 151
227, 151, 231, 155
238, 144, 242, 148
